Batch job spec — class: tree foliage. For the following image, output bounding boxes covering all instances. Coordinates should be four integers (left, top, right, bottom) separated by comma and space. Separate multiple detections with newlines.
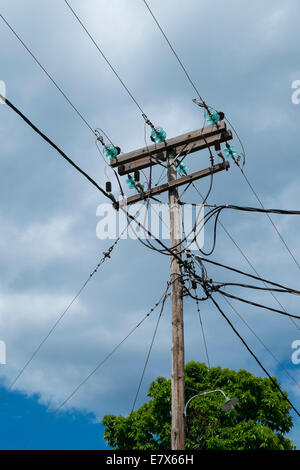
102, 362, 295, 450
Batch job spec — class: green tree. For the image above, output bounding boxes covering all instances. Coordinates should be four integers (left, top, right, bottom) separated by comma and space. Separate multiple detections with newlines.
102, 362, 295, 450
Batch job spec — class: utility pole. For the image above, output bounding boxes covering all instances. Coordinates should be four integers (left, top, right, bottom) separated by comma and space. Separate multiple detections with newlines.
168, 151, 185, 450
108, 123, 232, 450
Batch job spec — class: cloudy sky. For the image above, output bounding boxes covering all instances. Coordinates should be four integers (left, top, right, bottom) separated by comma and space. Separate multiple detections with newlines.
1, 0, 300, 450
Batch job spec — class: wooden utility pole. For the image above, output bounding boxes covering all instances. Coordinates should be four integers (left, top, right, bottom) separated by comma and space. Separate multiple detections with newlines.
109, 123, 232, 450
168, 151, 185, 450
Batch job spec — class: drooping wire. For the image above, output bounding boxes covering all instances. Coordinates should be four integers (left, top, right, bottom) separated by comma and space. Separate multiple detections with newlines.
186, 187, 300, 332
195, 256, 300, 294
193, 286, 211, 369
208, 292, 300, 418
19, 285, 173, 449
235, 161, 300, 270
184, 263, 300, 321
131, 284, 170, 412
221, 295, 300, 393
0, 91, 188, 264
0, 93, 115, 203
217, 290, 300, 321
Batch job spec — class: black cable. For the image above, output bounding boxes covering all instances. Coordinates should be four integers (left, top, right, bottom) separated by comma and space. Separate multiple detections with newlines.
235, 161, 300, 270
215, 220, 300, 332
0, 94, 114, 203
131, 286, 170, 412
208, 293, 300, 418
205, 203, 300, 217
218, 290, 300, 320
196, 256, 300, 294
182, 185, 300, 332
222, 295, 300, 393
0, 93, 185, 264
215, 281, 300, 296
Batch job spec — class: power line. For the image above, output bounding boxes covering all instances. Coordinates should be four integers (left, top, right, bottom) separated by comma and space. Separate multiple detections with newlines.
189, 187, 300, 332
235, 161, 300, 271
64, 0, 146, 117
0, 92, 188, 265
218, 290, 300, 321
131, 286, 170, 412
4, 89, 300, 434
0, 93, 115, 203
196, 256, 300, 294
208, 293, 300, 418
141, 0, 300, 330
221, 295, 300, 393
205, 203, 300, 217
19, 287, 172, 449
142, 0, 208, 108
0, 13, 101, 137
194, 289, 211, 369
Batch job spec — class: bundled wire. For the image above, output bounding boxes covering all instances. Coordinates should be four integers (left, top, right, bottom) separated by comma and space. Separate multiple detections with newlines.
204, 203, 300, 217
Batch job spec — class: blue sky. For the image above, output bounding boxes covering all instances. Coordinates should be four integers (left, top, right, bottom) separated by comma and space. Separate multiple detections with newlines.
0, 0, 300, 450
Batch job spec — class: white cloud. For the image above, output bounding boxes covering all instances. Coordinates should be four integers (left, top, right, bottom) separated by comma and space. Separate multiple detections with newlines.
0, 0, 300, 448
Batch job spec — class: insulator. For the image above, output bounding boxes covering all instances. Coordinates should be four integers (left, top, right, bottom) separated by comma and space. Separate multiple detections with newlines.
126, 175, 136, 189
205, 108, 221, 126
104, 145, 119, 160
151, 127, 167, 143
176, 161, 188, 175
106, 181, 112, 193
134, 170, 140, 182
224, 145, 238, 159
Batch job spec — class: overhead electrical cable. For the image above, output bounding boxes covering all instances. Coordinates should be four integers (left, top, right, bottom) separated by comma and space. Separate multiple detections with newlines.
0, 13, 107, 139
0, 13, 124, 194
196, 256, 300, 294
187, 187, 300, 332
221, 295, 300, 392
64, 1, 148, 119
218, 290, 300, 320
235, 161, 300, 270
0, 92, 188, 266
142, 0, 208, 108
193, 287, 211, 369
0, 93, 115, 203
208, 293, 300, 418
